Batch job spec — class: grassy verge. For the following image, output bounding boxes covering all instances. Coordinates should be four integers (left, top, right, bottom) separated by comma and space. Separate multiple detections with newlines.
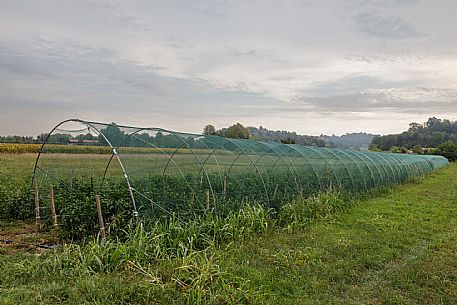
222, 163, 457, 304
1, 164, 457, 304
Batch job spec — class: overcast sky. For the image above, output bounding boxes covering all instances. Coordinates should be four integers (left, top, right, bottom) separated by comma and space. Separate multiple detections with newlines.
1, 0, 456, 136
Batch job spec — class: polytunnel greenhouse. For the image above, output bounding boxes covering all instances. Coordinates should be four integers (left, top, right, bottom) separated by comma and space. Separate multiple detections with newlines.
33, 119, 449, 227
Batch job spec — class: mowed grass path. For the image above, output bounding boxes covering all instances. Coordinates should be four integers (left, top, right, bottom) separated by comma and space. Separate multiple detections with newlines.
222, 163, 457, 304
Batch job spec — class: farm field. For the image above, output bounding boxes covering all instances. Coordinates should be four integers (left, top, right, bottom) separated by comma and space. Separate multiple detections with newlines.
0, 154, 456, 304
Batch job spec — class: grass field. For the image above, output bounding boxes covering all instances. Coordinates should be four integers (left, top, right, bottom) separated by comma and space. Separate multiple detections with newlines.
0, 152, 456, 304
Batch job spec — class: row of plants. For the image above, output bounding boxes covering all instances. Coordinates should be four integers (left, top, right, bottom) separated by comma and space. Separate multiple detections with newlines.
0, 165, 410, 240
2, 188, 355, 304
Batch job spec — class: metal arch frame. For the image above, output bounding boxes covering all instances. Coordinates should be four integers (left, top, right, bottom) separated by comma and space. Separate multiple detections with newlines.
394, 154, 411, 180
189, 135, 250, 192
285, 145, 324, 190
168, 134, 257, 206
266, 143, 305, 193
32, 118, 139, 218
384, 153, 405, 183
286, 153, 320, 186
406, 156, 422, 176
266, 143, 305, 189
187, 136, 281, 199
390, 153, 409, 181
394, 154, 413, 178
164, 133, 218, 209
408, 156, 423, 176
33, 118, 450, 221
162, 142, 188, 177
415, 156, 431, 175
422, 157, 434, 172
248, 141, 301, 194
172, 134, 230, 184
417, 159, 428, 175
420, 157, 433, 173
347, 150, 379, 189
223, 138, 270, 203
378, 152, 402, 183
191, 136, 228, 186
112, 128, 218, 210
371, 152, 398, 185
320, 147, 356, 191
126, 133, 197, 203
424, 157, 436, 171
377, 152, 402, 184
336, 149, 370, 191
302, 146, 342, 189
360, 152, 389, 186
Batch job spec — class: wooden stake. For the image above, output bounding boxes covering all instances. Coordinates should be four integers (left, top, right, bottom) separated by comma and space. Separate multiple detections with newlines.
95, 195, 105, 241
34, 178, 41, 232
205, 190, 210, 210
190, 191, 195, 206
49, 185, 57, 227
223, 175, 227, 194
70, 168, 75, 188
273, 184, 279, 201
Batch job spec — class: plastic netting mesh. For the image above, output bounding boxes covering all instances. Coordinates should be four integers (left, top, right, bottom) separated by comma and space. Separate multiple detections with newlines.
33, 119, 449, 222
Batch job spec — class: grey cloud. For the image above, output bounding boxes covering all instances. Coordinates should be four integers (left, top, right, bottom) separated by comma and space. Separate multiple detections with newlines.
179, 0, 229, 18
227, 48, 291, 64
352, 0, 418, 8
304, 75, 424, 97
0, 39, 283, 126
355, 12, 426, 40
295, 87, 457, 114
1, 0, 457, 136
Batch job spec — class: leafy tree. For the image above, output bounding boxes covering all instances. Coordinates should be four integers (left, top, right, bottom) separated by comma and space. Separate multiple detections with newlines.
98, 123, 126, 147
48, 133, 71, 144
408, 122, 423, 132
389, 146, 408, 154
75, 133, 97, 142
371, 117, 457, 151
412, 145, 424, 155
436, 140, 457, 161
203, 124, 217, 135
222, 123, 250, 139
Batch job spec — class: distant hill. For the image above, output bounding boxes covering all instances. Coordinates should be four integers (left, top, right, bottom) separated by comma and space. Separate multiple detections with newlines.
248, 126, 326, 147
248, 126, 377, 150
319, 133, 377, 150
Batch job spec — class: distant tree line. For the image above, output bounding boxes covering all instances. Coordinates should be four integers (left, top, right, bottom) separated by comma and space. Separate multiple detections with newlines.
203, 123, 251, 139
370, 117, 457, 161
203, 124, 376, 149
0, 135, 37, 144
0, 124, 197, 148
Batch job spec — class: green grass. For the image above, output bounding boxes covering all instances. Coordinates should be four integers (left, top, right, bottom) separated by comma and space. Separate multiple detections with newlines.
1, 157, 456, 304
220, 163, 457, 304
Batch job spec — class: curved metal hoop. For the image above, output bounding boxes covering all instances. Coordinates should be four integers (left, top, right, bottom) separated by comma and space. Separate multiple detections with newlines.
34, 118, 449, 223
